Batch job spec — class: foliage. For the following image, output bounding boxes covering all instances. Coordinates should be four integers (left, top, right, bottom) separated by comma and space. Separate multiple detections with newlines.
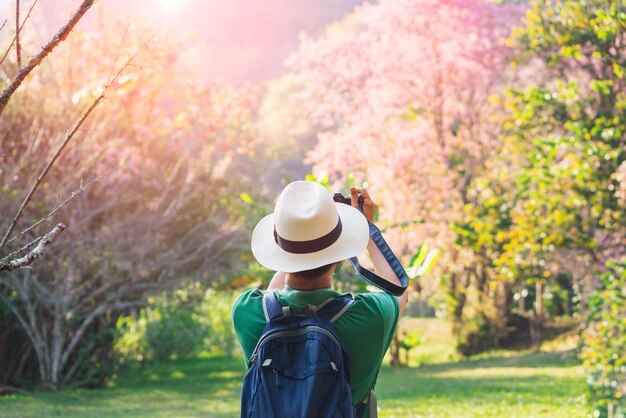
201, 289, 239, 356
281, 0, 525, 352
114, 286, 240, 364
116, 298, 207, 363
502, 0, 626, 288
285, 0, 521, 272
448, 0, 626, 354
580, 260, 626, 418
0, 18, 261, 388
397, 329, 423, 365
396, 318, 457, 365
455, 314, 500, 357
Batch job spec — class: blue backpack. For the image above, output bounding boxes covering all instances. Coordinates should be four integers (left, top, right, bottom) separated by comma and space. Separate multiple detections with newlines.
240, 291, 357, 418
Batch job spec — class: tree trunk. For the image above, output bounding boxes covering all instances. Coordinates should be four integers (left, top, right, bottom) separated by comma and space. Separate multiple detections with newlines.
449, 272, 470, 322
494, 282, 514, 347
530, 281, 544, 348
389, 330, 400, 366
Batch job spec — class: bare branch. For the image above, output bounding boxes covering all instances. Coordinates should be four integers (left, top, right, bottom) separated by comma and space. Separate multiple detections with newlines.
0, 0, 39, 67
106, 23, 130, 85
0, 0, 96, 116
0, 223, 65, 271
0, 93, 104, 248
6, 170, 114, 246
1, 37, 142, 249
60, 284, 144, 371
15, 0, 22, 68
1, 235, 42, 261
0, 19, 7, 33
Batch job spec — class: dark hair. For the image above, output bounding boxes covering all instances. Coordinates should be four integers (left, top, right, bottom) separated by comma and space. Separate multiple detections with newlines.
293, 263, 336, 280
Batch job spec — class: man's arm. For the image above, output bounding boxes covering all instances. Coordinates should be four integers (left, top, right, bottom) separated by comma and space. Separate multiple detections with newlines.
351, 187, 408, 315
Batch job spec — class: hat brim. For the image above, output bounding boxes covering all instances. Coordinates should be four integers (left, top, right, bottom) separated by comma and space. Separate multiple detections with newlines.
251, 203, 369, 273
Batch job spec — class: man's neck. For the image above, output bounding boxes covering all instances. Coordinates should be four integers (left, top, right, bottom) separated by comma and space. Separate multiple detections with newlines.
285, 273, 333, 291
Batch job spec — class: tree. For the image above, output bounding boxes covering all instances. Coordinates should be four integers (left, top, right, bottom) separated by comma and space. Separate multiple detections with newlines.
490, 0, 625, 412
281, 0, 522, 352
0, 14, 261, 388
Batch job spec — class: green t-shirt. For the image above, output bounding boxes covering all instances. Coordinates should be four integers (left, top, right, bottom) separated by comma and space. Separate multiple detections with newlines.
231, 285, 399, 407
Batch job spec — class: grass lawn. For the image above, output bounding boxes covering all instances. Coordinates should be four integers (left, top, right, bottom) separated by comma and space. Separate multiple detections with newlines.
378, 350, 589, 417
0, 319, 591, 418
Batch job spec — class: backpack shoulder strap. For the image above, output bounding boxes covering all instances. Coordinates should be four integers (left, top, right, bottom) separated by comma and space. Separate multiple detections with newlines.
356, 390, 378, 418
262, 291, 287, 322
316, 296, 354, 323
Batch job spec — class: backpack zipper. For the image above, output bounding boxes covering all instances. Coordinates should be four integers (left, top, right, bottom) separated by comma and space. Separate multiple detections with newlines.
249, 325, 342, 365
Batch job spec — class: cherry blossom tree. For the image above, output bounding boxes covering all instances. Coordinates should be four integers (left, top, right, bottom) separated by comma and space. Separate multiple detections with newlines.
283, 0, 522, 305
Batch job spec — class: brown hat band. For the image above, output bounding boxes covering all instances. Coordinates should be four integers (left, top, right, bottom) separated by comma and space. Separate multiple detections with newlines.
273, 218, 343, 254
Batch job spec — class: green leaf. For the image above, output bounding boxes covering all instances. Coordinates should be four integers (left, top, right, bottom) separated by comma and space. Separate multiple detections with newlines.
407, 248, 440, 278
409, 244, 426, 268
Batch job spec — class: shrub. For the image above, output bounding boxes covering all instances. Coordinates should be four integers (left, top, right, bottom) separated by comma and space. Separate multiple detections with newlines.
581, 260, 626, 418
455, 314, 499, 357
114, 287, 240, 364
145, 303, 208, 361
198, 289, 239, 357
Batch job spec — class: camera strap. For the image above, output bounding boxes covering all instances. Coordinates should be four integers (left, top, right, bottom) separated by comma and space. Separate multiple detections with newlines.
347, 222, 409, 296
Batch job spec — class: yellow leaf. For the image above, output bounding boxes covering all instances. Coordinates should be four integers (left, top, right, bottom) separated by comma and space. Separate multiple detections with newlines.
240, 192, 254, 205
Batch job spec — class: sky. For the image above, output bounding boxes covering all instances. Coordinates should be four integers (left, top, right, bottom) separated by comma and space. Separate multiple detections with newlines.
3, 0, 365, 85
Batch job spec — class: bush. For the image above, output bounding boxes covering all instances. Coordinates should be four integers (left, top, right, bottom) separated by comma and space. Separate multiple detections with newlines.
114, 287, 240, 364
580, 260, 626, 418
146, 304, 208, 361
199, 289, 239, 357
115, 300, 208, 363
454, 314, 499, 357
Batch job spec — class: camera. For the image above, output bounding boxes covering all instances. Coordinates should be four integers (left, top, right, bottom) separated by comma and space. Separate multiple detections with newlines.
332, 192, 363, 206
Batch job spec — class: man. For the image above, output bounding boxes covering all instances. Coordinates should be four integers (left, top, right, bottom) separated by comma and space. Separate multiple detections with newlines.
231, 181, 408, 417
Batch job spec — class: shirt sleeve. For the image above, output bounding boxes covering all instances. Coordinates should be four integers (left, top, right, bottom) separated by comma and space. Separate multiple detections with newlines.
354, 291, 400, 358
231, 288, 266, 366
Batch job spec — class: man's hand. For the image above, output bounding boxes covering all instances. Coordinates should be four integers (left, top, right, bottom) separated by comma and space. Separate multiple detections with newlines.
350, 187, 376, 223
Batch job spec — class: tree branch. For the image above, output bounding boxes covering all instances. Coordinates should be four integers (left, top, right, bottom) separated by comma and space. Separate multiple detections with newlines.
60, 284, 145, 372
0, 0, 95, 116
0, 235, 42, 262
6, 170, 114, 246
0, 94, 104, 248
0, 0, 38, 67
0, 223, 65, 271
15, 0, 22, 68
1, 40, 142, 249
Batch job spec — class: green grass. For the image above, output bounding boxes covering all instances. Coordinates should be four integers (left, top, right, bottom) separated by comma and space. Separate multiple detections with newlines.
0, 355, 244, 418
378, 350, 589, 417
0, 318, 591, 418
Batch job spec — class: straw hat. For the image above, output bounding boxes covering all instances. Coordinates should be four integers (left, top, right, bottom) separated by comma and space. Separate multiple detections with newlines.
251, 181, 369, 273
